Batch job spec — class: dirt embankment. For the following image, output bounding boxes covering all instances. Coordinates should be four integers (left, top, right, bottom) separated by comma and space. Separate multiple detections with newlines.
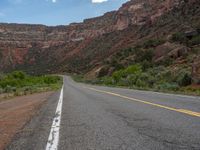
0, 92, 53, 150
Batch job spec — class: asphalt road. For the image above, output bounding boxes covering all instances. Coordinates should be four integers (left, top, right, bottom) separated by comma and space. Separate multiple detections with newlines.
7, 76, 200, 150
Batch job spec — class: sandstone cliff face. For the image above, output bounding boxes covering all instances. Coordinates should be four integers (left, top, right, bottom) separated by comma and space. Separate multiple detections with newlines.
0, 0, 198, 74
114, 0, 190, 29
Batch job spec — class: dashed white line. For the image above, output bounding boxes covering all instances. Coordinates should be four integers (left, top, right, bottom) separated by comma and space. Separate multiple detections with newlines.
46, 85, 64, 150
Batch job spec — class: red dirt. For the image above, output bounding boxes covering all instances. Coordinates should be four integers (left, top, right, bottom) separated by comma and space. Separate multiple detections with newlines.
0, 92, 54, 150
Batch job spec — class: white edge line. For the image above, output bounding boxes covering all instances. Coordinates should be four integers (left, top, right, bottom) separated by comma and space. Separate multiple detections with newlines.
46, 85, 64, 150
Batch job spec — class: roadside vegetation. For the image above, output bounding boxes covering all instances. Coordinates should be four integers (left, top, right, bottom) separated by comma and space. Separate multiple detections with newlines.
72, 30, 200, 96
0, 71, 62, 99
73, 64, 199, 96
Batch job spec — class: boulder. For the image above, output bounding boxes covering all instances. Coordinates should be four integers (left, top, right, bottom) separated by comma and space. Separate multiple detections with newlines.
168, 46, 189, 59
154, 42, 190, 62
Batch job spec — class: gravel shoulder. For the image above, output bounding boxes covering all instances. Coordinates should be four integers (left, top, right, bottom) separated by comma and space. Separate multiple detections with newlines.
0, 92, 54, 150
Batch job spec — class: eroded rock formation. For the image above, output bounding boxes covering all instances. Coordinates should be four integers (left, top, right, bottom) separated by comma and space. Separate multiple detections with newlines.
0, 0, 198, 75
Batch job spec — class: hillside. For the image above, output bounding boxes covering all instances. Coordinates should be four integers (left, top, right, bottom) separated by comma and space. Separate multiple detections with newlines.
0, 0, 199, 86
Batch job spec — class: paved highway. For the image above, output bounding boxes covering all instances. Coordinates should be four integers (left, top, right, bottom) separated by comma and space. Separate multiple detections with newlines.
7, 76, 200, 150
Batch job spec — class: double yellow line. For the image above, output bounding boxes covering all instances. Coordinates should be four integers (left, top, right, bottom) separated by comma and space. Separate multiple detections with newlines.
85, 87, 200, 118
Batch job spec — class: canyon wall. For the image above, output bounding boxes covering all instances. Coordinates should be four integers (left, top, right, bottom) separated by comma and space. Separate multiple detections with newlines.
0, 0, 198, 74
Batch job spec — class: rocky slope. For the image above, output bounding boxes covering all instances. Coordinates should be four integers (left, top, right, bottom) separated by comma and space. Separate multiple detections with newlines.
0, 0, 199, 83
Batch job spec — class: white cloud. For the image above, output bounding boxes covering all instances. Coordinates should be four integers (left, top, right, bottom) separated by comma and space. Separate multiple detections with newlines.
46, 0, 57, 3
92, 0, 108, 3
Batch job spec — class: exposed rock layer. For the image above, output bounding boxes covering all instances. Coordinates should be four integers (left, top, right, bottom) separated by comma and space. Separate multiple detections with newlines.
0, 0, 199, 76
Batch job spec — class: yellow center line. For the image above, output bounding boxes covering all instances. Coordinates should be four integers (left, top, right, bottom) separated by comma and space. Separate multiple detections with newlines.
84, 87, 200, 118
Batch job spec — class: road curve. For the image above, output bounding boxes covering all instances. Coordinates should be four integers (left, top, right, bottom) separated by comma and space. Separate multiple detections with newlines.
7, 76, 200, 150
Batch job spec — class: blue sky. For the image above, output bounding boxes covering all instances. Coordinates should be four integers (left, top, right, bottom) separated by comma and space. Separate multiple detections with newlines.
0, 0, 128, 26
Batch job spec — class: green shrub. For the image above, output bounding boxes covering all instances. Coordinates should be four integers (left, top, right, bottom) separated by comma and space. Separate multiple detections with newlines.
117, 78, 130, 86
141, 60, 153, 71
125, 64, 142, 74
43, 76, 60, 84
110, 59, 124, 70
143, 39, 164, 48
0, 79, 21, 88
0, 73, 4, 80
135, 48, 154, 63
112, 70, 126, 82
182, 86, 200, 95
177, 71, 192, 86
101, 77, 114, 85
155, 83, 180, 91
126, 74, 138, 86
112, 64, 142, 82
158, 70, 173, 83
188, 35, 200, 46
0, 71, 62, 94
4, 85, 17, 93
140, 73, 156, 87
171, 32, 187, 43
135, 79, 147, 88
10, 71, 26, 80
123, 49, 130, 57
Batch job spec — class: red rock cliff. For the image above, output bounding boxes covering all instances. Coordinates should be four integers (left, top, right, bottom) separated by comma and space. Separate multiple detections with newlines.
0, 0, 198, 74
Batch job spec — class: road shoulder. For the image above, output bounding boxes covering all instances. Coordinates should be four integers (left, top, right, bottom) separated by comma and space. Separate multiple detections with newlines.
0, 91, 58, 150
